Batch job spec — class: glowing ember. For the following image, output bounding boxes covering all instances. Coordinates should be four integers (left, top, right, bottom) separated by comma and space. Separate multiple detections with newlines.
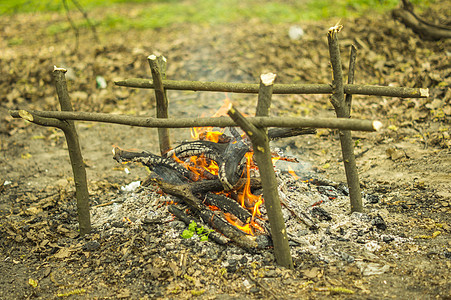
287, 165, 300, 180
122, 217, 133, 224
224, 213, 253, 235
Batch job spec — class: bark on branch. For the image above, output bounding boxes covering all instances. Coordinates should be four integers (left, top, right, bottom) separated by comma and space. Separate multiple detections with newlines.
328, 25, 363, 213
53, 67, 91, 235
228, 73, 294, 269
148, 54, 171, 154
115, 78, 428, 98
9, 110, 383, 132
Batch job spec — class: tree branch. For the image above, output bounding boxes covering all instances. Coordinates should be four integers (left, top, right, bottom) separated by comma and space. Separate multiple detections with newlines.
148, 54, 171, 154
53, 66, 91, 235
328, 25, 363, 213
115, 78, 428, 98
253, 73, 293, 269
9, 110, 383, 132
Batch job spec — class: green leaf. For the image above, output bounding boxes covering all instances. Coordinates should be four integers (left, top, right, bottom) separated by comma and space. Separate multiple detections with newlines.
196, 226, 204, 234
188, 221, 197, 231
181, 229, 194, 239
200, 235, 209, 242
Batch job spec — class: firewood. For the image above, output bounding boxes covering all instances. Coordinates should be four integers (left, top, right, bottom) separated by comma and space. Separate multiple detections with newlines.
156, 180, 270, 250
195, 206, 271, 251
112, 146, 200, 182
164, 140, 227, 162
219, 139, 250, 190
202, 193, 253, 225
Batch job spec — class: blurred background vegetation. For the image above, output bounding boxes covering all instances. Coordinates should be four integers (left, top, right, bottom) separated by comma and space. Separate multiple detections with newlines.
0, 0, 434, 32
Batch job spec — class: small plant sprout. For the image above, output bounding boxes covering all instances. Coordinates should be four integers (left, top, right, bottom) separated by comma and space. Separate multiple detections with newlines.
181, 221, 214, 242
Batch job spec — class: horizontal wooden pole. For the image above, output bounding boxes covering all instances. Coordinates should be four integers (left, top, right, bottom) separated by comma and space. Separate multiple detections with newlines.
10, 109, 383, 132
115, 78, 428, 98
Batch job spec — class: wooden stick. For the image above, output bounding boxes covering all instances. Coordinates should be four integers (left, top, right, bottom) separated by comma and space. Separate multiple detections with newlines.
148, 54, 171, 154
115, 78, 428, 98
228, 73, 294, 269
53, 67, 91, 235
327, 25, 363, 213
254, 73, 293, 269
10, 110, 383, 132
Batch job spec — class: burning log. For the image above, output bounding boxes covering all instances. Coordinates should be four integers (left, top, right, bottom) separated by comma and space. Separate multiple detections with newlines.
202, 192, 252, 223
165, 141, 227, 163
112, 146, 204, 182
157, 180, 270, 250
219, 139, 250, 190
195, 205, 271, 251
165, 127, 315, 163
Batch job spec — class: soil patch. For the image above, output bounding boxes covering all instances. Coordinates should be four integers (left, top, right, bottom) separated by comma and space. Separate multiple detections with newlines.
0, 2, 450, 299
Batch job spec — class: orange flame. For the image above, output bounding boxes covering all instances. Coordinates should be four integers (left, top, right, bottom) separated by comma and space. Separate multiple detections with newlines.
212, 95, 231, 118
224, 213, 253, 235
287, 165, 300, 180
190, 95, 231, 141
122, 217, 133, 224
184, 95, 274, 235
172, 153, 219, 181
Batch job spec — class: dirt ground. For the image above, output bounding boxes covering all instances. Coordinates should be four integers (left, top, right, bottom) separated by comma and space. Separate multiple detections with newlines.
0, 2, 450, 299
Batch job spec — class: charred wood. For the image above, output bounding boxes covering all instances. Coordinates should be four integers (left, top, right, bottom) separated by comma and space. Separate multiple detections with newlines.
202, 192, 253, 226
158, 181, 270, 250
164, 140, 227, 162
268, 127, 316, 140
219, 139, 250, 190
195, 206, 271, 251
147, 165, 190, 185
113, 146, 200, 182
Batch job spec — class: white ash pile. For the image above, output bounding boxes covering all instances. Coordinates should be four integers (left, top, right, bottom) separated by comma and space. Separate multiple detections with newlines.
90, 169, 414, 276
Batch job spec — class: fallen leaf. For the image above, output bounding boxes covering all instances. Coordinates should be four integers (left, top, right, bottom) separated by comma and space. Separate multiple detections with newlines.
28, 278, 38, 288
54, 247, 71, 259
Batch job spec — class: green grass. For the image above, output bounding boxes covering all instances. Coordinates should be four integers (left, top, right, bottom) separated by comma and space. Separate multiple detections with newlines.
0, 0, 435, 31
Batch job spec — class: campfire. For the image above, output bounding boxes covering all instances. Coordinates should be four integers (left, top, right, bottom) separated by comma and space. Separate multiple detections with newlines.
112, 99, 317, 250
